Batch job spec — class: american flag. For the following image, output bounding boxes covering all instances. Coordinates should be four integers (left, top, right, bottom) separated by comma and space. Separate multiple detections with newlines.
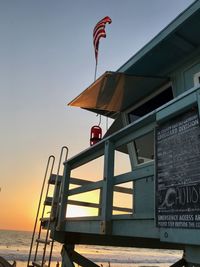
93, 16, 112, 63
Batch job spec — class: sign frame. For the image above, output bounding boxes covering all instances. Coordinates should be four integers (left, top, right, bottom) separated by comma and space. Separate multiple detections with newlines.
156, 108, 200, 229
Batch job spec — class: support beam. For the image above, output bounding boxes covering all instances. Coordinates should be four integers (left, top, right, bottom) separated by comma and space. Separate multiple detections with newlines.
169, 258, 187, 267
71, 251, 100, 267
61, 245, 100, 267
61, 245, 75, 267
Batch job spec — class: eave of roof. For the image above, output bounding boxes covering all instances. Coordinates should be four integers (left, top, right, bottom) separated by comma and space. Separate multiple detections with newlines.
118, 0, 200, 75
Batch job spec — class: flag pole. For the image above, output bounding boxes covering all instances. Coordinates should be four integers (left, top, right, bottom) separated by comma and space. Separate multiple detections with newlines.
94, 58, 101, 123
94, 60, 98, 81
93, 16, 112, 127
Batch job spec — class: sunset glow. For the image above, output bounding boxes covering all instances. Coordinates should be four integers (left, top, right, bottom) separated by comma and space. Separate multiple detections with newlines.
66, 205, 98, 218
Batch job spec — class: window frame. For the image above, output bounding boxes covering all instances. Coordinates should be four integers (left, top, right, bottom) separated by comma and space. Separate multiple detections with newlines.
194, 71, 200, 87
122, 81, 173, 168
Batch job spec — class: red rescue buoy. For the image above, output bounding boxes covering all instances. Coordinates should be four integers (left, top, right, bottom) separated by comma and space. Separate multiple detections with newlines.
90, 125, 102, 146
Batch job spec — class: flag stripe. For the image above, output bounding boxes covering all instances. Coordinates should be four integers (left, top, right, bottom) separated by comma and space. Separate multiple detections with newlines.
93, 16, 112, 34
94, 31, 107, 59
93, 29, 106, 46
93, 16, 112, 63
93, 24, 107, 40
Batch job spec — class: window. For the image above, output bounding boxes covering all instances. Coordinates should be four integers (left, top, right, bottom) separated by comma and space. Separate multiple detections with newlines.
128, 86, 173, 123
134, 131, 154, 164
127, 84, 173, 165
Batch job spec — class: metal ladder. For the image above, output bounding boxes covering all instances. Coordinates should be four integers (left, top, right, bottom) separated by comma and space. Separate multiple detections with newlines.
27, 146, 68, 267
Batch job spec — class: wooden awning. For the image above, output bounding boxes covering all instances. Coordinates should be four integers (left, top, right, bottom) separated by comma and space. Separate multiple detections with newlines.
68, 72, 169, 116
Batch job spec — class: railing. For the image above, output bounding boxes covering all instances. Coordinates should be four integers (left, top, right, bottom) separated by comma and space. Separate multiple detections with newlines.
57, 113, 156, 232
57, 84, 200, 233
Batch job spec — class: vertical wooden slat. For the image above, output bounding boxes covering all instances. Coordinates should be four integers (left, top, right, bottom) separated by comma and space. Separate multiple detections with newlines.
100, 140, 115, 234
57, 163, 71, 230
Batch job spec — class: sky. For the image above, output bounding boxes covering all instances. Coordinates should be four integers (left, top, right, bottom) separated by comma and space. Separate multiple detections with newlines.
0, 0, 195, 231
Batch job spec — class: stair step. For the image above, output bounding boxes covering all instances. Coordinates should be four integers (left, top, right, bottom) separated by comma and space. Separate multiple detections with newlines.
36, 238, 51, 245
32, 261, 48, 267
48, 174, 62, 184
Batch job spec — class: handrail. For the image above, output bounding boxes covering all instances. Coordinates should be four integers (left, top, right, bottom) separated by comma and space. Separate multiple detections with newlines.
58, 120, 155, 227
27, 155, 55, 267
47, 146, 68, 266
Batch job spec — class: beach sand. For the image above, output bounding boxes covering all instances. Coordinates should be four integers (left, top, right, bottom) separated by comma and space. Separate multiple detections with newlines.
1, 230, 182, 267
15, 261, 171, 267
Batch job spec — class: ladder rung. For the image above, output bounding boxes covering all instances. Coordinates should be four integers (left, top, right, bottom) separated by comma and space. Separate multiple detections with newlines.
40, 217, 54, 228
40, 217, 54, 223
32, 262, 42, 267
36, 238, 51, 245
40, 217, 50, 227
44, 197, 53, 206
44, 197, 58, 206
32, 261, 48, 267
48, 174, 62, 184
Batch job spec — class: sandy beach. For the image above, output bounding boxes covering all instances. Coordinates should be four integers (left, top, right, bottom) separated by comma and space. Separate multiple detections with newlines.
1, 230, 183, 267
15, 262, 171, 267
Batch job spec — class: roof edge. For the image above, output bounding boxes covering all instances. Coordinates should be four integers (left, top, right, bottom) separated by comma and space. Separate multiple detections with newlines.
118, 0, 199, 73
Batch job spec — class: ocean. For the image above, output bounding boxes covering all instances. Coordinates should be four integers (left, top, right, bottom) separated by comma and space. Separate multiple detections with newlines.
0, 229, 183, 266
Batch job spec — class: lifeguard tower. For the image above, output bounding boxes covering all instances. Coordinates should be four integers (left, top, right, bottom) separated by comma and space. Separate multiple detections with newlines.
28, 1, 200, 266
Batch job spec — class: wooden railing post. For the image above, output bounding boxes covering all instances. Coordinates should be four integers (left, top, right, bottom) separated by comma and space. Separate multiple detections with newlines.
100, 140, 115, 234
57, 163, 71, 230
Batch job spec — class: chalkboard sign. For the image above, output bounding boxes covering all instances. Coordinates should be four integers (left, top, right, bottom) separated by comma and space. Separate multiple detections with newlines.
156, 109, 200, 229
